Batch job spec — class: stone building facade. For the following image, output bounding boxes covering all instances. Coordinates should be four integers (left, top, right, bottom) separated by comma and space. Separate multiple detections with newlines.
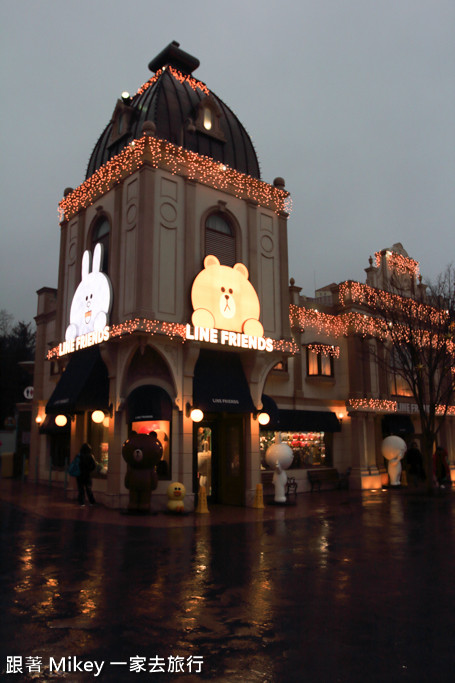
30, 44, 454, 508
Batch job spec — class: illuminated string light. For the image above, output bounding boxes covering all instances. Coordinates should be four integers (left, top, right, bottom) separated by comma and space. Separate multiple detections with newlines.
436, 406, 455, 416
347, 398, 397, 412
272, 338, 299, 354
339, 282, 447, 327
47, 318, 299, 359
291, 284, 455, 358
347, 398, 455, 416
375, 251, 420, 278
59, 135, 291, 222
135, 66, 210, 97
307, 344, 340, 359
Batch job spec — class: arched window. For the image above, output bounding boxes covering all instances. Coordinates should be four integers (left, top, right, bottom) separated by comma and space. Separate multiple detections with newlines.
205, 213, 236, 266
91, 218, 110, 274
126, 384, 173, 480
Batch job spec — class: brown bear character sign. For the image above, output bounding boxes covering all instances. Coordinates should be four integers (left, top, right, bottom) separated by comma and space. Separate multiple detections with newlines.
191, 255, 264, 337
122, 432, 163, 512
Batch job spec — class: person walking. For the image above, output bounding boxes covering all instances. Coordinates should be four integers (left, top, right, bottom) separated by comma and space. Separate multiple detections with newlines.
433, 446, 451, 489
77, 443, 97, 506
405, 441, 424, 486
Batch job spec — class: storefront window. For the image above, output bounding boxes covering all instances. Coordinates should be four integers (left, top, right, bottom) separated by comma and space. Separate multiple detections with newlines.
260, 430, 332, 469
130, 420, 171, 479
88, 417, 109, 475
196, 427, 212, 495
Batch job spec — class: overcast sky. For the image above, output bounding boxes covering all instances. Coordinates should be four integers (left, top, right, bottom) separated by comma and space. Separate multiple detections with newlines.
1, 0, 454, 325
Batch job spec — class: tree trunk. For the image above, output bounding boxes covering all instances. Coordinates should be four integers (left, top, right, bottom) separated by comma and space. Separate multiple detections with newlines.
421, 432, 436, 494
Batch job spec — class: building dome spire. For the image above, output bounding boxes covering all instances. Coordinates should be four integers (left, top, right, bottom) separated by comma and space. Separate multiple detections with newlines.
148, 40, 200, 75
86, 42, 260, 181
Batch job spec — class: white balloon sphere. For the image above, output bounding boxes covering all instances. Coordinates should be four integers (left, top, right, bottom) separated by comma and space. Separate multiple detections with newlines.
382, 435, 406, 486
265, 442, 294, 471
381, 435, 406, 461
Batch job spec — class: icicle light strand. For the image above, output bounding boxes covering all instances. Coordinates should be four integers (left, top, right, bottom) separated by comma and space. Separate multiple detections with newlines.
59, 136, 291, 221
47, 319, 298, 359
136, 66, 210, 97
375, 251, 420, 278
291, 287, 454, 358
347, 398, 397, 412
307, 344, 340, 359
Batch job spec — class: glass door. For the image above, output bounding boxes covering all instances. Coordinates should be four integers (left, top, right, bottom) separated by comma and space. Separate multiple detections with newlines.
196, 426, 213, 496
218, 415, 245, 506
194, 415, 245, 505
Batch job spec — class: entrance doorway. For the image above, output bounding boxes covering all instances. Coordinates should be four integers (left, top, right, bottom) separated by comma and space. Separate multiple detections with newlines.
194, 414, 245, 506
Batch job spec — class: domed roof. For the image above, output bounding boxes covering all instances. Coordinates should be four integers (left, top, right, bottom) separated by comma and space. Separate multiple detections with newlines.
86, 42, 260, 180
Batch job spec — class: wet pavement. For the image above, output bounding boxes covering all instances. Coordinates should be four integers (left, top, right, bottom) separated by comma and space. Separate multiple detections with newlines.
1, 481, 454, 682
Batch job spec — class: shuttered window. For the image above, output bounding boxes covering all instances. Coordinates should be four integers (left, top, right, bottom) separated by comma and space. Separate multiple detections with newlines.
205, 213, 236, 266
91, 218, 110, 274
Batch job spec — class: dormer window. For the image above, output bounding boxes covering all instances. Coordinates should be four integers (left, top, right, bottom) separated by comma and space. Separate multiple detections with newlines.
195, 97, 225, 141
203, 107, 212, 131
109, 99, 136, 147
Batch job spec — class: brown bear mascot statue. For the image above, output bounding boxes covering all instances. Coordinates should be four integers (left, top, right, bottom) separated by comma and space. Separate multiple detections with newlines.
122, 431, 163, 513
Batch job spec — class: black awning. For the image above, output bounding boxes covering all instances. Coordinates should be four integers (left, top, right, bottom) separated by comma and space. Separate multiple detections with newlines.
39, 414, 71, 435
46, 347, 109, 415
268, 409, 341, 432
193, 350, 255, 414
382, 414, 415, 436
126, 385, 173, 422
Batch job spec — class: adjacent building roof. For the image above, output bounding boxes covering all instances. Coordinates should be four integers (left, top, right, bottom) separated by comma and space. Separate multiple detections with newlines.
86, 41, 260, 180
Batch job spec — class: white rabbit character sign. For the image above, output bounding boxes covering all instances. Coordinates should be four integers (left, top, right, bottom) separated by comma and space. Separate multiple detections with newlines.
58, 243, 112, 356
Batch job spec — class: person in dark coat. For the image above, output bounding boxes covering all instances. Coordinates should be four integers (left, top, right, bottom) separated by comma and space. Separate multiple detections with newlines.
433, 446, 451, 488
405, 441, 424, 486
77, 442, 97, 506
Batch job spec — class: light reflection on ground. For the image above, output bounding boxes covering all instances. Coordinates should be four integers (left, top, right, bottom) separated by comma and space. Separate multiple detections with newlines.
1, 484, 454, 681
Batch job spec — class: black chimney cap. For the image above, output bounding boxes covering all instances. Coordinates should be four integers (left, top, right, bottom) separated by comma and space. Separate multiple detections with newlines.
148, 41, 200, 75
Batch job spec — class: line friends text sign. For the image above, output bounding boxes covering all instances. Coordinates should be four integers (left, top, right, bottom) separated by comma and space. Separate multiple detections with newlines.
186, 325, 273, 352
58, 327, 110, 356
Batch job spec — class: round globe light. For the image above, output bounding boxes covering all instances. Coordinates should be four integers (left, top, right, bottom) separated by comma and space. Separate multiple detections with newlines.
190, 408, 204, 423
91, 410, 105, 424
258, 412, 270, 426
55, 415, 67, 427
